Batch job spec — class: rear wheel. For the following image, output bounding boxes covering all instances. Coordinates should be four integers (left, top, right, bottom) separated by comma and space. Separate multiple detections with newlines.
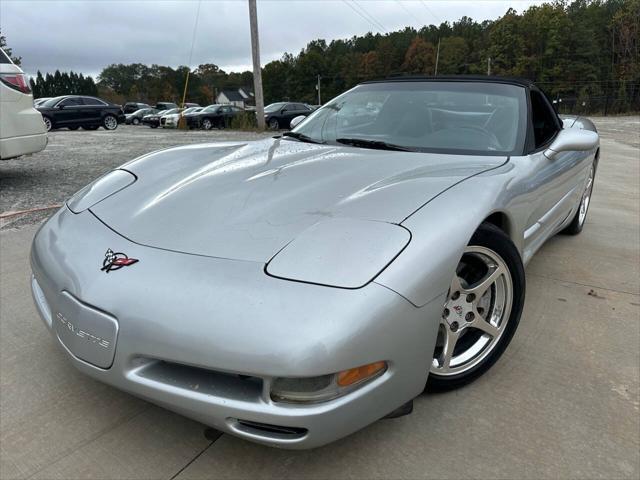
202, 118, 213, 130
428, 223, 525, 391
562, 161, 596, 235
43, 116, 52, 132
103, 114, 118, 130
132, 118, 140, 125
269, 118, 280, 130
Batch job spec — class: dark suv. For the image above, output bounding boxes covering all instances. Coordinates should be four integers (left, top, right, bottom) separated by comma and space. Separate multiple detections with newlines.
37, 96, 126, 131
123, 102, 150, 114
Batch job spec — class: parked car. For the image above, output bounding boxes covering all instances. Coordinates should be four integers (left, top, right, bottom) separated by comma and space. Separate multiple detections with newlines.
162, 107, 201, 128
142, 108, 179, 128
182, 102, 201, 108
185, 104, 243, 130
37, 95, 125, 132
125, 108, 157, 125
0, 48, 47, 159
264, 102, 313, 129
154, 102, 178, 111
30, 76, 599, 448
123, 102, 150, 114
34, 97, 51, 107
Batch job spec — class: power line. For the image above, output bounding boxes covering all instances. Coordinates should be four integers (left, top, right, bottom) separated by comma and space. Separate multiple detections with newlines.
396, 0, 416, 24
420, 0, 443, 25
350, 0, 388, 33
341, 0, 386, 34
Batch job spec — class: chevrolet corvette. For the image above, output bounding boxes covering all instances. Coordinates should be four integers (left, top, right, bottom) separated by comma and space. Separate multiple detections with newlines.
31, 76, 599, 448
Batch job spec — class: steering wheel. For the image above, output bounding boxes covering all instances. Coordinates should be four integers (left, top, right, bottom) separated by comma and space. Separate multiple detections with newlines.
457, 125, 502, 150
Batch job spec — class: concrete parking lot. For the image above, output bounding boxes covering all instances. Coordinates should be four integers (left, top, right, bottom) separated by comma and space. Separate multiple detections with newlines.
1, 119, 639, 479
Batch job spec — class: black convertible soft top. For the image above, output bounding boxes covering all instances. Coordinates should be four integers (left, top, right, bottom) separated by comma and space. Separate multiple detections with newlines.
362, 75, 535, 88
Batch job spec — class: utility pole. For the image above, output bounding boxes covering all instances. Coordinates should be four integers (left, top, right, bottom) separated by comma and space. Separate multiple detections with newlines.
487, 57, 491, 76
316, 74, 321, 105
248, 0, 265, 129
434, 38, 441, 76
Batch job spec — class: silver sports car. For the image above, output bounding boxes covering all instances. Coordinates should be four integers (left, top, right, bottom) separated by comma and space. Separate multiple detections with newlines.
31, 77, 599, 449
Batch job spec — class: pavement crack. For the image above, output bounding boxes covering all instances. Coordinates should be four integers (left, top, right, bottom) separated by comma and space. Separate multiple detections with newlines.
527, 272, 639, 296
168, 430, 222, 480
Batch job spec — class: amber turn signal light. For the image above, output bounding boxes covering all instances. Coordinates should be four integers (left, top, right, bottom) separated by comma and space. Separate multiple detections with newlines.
337, 361, 387, 387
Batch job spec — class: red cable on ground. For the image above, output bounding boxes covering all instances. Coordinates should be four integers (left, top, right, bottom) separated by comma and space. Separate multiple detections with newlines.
0, 204, 62, 219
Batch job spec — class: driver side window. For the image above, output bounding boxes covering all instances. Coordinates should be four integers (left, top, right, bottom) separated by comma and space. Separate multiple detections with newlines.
530, 90, 559, 148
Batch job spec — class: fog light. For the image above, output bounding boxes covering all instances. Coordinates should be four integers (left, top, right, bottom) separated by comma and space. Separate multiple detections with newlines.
270, 361, 387, 404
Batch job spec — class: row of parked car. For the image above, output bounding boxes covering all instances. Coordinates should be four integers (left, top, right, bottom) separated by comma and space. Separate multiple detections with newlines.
0, 45, 316, 160
126, 102, 316, 130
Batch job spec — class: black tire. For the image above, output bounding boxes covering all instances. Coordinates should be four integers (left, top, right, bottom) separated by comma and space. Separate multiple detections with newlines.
68, 126, 80, 130
269, 118, 279, 130
103, 114, 118, 130
427, 223, 525, 392
132, 118, 140, 125
201, 118, 213, 130
43, 116, 53, 132
562, 160, 597, 235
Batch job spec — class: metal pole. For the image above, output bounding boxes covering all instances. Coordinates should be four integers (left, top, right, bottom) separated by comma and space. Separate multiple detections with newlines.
248, 0, 265, 129
434, 38, 440, 76
317, 74, 321, 105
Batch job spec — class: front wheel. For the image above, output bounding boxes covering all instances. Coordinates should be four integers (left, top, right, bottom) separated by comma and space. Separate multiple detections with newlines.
428, 223, 525, 391
132, 118, 140, 125
103, 114, 118, 130
269, 118, 279, 130
201, 118, 213, 130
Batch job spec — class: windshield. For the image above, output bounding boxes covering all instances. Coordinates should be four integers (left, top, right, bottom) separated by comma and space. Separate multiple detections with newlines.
183, 107, 201, 114
265, 102, 287, 113
161, 108, 179, 115
292, 81, 528, 155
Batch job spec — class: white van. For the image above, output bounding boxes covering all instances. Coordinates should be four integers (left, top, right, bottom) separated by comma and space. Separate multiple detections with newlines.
0, 48, 47, 159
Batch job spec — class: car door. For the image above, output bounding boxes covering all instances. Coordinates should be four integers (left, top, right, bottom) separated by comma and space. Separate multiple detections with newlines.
81, 97, 106, 125
521, 88, 591, 257
219, 106, 232, 126
55, 97, 84, 126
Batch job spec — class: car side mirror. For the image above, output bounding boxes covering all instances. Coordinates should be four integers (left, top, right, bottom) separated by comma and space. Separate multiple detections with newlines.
281, 109, 287, 114
544, 129, 598, 160
57, 104, 65, 109
290, 115, 306, 129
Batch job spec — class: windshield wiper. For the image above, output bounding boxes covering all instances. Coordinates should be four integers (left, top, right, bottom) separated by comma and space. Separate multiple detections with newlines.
336, 138, 415, 152
281, 131, 325, 144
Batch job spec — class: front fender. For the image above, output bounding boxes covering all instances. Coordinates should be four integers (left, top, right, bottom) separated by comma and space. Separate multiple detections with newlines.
375, 174, 509, 307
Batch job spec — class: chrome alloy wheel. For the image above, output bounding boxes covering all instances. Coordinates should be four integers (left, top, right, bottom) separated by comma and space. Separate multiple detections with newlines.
104, 115, 118, 130
431, 246, 513, 376
43, 117, 52, 132
202, 118, 212, 130
578, 165, 594, 226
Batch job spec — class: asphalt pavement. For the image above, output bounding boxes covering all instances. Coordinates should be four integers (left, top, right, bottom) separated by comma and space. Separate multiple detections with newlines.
1, 119, 638, 479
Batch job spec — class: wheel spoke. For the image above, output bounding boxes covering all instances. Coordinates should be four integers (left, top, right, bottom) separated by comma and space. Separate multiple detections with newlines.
441, 329, 460, 370
470, 310, 500, 337
466, 265, 503, 298
449, 274, 464, 295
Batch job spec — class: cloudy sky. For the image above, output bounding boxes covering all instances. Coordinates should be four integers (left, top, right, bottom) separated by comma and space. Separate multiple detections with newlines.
2, 0, 544, 78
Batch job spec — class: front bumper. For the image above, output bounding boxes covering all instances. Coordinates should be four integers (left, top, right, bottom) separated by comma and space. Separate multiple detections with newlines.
30, 207, 442, 448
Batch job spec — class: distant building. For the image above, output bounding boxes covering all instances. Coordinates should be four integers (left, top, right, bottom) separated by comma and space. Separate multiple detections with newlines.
216, 87, 254, 109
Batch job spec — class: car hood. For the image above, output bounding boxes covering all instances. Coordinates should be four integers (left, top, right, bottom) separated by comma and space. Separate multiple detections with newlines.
91, 138, 506, 262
